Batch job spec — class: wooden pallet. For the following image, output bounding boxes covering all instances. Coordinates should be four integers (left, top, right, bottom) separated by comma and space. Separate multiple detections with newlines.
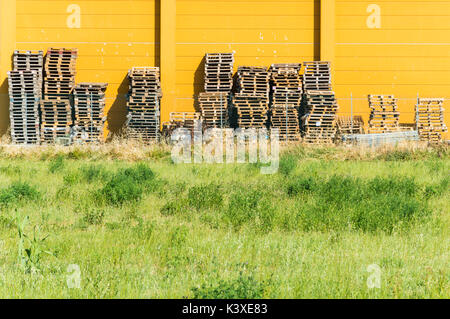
303, 61, 332, 91
337, 115, 365, 135
127, 67, 161, 141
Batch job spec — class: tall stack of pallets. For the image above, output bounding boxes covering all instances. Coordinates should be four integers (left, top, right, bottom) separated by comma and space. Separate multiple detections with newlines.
73, 83, 108, 143
199, 53, 234, 129
7, 70, 41, 144
231, 66, 269, 129
368, 95, 400, 134
416, 98, 447, 143
7, 50, 44, 144
301, 61, 338, 143
269, 63, 302, 141
40, 48, 77, 143
44, 48, 77, 100
126, 67, 161, 141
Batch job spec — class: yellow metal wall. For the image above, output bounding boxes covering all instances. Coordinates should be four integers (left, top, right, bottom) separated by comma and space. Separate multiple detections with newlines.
172, 0, 319, 122
1, 0, 449, 139
14, 0, 159, 136
334, 0, 450, 138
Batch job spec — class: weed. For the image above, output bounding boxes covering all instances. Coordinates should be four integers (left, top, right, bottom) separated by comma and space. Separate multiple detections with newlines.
0, 215, 15, 230
160, 200, 187, 217
286, 175, 430, 233
0, 182, 40, 207
287, 177, 316, 196
132, 221, 155, 240
224, 188, 271, 229
17, 216, 54, 273
82, 208, 105, 225
0, 165, 21, 176
98, 164, 155, 205
187, 184, 223, 210
279, 153, 297, 176
169, 226, 188, 247
48, 155, 65, 173
63, 171, 81, 185
191, 272, 268, 299
79, 164, 108, 183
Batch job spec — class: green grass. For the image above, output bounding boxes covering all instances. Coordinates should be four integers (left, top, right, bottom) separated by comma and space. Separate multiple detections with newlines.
0, 145, 448, 298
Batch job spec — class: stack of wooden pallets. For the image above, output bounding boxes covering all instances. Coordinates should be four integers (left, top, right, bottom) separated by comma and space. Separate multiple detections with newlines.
44, 48, 78, 100
231, 66, 269, 129
303, 61, 332, 91
8, 50, 44, 144
40, 100, 72, 143
301, 90, 339, 143
204, 53, 234, 92
199, 53, 234, 129
269, 63, 302, 141
72, 83, 108, 143
126, 67, 161, 141
368, 95, 400, 134
337, 116, 365, 135
7, 70, 41, 144
300, 62, 338, 143
199, 92, 228, 128
416, 98, 447, 143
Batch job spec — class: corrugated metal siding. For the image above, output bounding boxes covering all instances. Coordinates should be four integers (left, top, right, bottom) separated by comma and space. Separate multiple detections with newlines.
15, 0, 159, 136
1, 0, 448, 139
174, 0, 319, 114
334, 0, 450, 138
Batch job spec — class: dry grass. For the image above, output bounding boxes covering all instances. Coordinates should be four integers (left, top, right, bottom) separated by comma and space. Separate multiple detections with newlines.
0, 135, 447, 162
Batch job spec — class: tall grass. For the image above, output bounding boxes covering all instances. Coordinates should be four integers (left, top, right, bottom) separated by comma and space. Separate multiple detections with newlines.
0, 144, 447, 298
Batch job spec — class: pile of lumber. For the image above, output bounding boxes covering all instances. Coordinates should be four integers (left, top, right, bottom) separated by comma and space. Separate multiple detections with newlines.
44, 48, 78, 100
337, 115, 365, 135
199, 53, 234, 129
40, 100, 72, 144
269, 63, 302, 141
416, 98, 447, 143
7, 70, 41, 144
303, 61, 331, 91
368, 95, 400, 134
73, 83, 108, 143
231, 66, 269, 128
301, 90, 339, 143
126, 67, 161, 141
